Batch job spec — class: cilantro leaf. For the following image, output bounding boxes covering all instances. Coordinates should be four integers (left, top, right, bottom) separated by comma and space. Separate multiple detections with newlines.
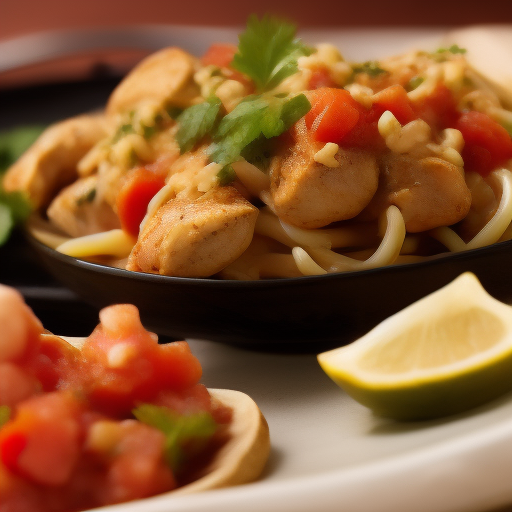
209, 93, 311, 167
176, 96, 222, 154
352, 61, 387, 77
0, 405, 11, 428
232, 14, 315, 92
0, 188, 32, 245
0, 125, 46, 173
435, 44, 467, 55
133, 404, 217, 473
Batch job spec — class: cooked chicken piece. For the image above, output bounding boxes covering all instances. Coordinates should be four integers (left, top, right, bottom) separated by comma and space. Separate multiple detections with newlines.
46, 175, 120, 238
3, 114, 108, 209
457, 171, 500, 241
106, 48, 199, 117
361, 154, 472, 232
127, 186, 259, 277
269, 124, 379, 229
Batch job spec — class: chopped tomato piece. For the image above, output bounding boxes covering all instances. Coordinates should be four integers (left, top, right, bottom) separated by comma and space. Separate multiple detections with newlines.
455, 111, 512, 177
201, 43, 237, 68
0, 393, 82, 485
116, 167, 166, 237
23, 334, 80, 391
305, 87, 360, 143
415, 83, 459, 130
337, 102, 385, 151
372, 85, 417, 125
201, 43, 252, 88
80, 305, 203, 416
308, 68, 337, 90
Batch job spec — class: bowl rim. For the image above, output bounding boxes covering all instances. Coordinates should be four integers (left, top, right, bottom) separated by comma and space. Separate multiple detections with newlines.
25, 230, 512, 289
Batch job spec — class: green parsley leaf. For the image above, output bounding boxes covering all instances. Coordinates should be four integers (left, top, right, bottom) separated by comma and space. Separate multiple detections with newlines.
435, 44, 467, 55
0, 405, 10, 428
76, 187, 96, 207
133, 404, 217, 473
352, 61, 387, 77
232, 14, 315, 92
209, 93, 311, 166
175, 96, 222, 154
217, 164, 237, 186
406, 76, 425, 91
0, 188, 32, 245
0, 125, 46, 173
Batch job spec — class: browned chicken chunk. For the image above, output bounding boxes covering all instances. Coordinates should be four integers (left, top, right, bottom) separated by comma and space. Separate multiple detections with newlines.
3, 114, 108, 209
362, 154, 472, 232
269, 124, 379, 229
127, 186, 259, 277
47, 175, 120, 238
106, 48, 199, 116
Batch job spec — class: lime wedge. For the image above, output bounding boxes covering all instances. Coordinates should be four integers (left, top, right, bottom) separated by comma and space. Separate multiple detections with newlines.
318, 273, 512, 420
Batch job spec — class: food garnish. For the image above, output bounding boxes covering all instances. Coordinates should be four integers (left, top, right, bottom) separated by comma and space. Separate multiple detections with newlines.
0, 126, 42, 245
318, 273, 512, 421
231, 14, 315, 92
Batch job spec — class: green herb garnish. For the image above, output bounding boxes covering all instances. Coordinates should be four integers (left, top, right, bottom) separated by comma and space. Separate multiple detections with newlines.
0, 125, 45, 173
0, 405, 11, 427
435, 44, 467, 55
352, 61, 387, 77
217, 164, 237, 186
113, 122, 135, 142
406, 76, 425, 91
175, 96, 223, 154
76, 187, 96, 206
0, 125, 39, 246
231, 14, 315, 92
133, 404, 217, 473
209, 93, 310, 167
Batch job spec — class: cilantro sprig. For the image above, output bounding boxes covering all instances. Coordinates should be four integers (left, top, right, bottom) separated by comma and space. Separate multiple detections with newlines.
133, 404, 217, 473
175, 96, 222, 154
173, 16, 314, 185
209, 93, 310, 167
0, 126, 41, 246
0, 405, 11, 428
352, 61, 387, 78
231, 15, 315, 92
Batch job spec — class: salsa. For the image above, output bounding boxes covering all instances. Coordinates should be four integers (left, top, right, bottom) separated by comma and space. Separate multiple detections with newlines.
0, 284, 231, 512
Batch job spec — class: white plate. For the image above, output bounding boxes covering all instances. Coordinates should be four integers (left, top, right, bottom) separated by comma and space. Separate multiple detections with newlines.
92, 338, 512, 512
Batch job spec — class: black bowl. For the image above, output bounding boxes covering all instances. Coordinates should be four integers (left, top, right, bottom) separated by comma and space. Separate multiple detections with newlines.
25, 234, 512, 351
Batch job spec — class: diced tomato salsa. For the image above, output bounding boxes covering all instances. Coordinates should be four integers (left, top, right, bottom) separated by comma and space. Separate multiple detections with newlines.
0, 286, 231, 512
303, 81, 512, 177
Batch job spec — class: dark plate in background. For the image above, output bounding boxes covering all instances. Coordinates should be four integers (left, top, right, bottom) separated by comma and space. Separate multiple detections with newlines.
24, 233, 512, 351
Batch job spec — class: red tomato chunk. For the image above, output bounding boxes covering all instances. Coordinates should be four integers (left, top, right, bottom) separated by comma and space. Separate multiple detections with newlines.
0, 285, 230, 512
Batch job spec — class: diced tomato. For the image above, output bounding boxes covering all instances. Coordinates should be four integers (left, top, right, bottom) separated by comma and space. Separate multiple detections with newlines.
201, 43, 252, 88
93, 420, 175, 505
0, 393, 82, 486
455, 111, 512, 177
80, 305, 203, 416
305, 87, 361, 143
23, 334, 80, 392
308, 68, 337, 90
0, 363, 38, 407
372, 85, 417, 125
415, 83, 459, 130
337, 104, 384, 150
153, 342, 203, 391
116, 167, 166, 237
201, 43, 237, 68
